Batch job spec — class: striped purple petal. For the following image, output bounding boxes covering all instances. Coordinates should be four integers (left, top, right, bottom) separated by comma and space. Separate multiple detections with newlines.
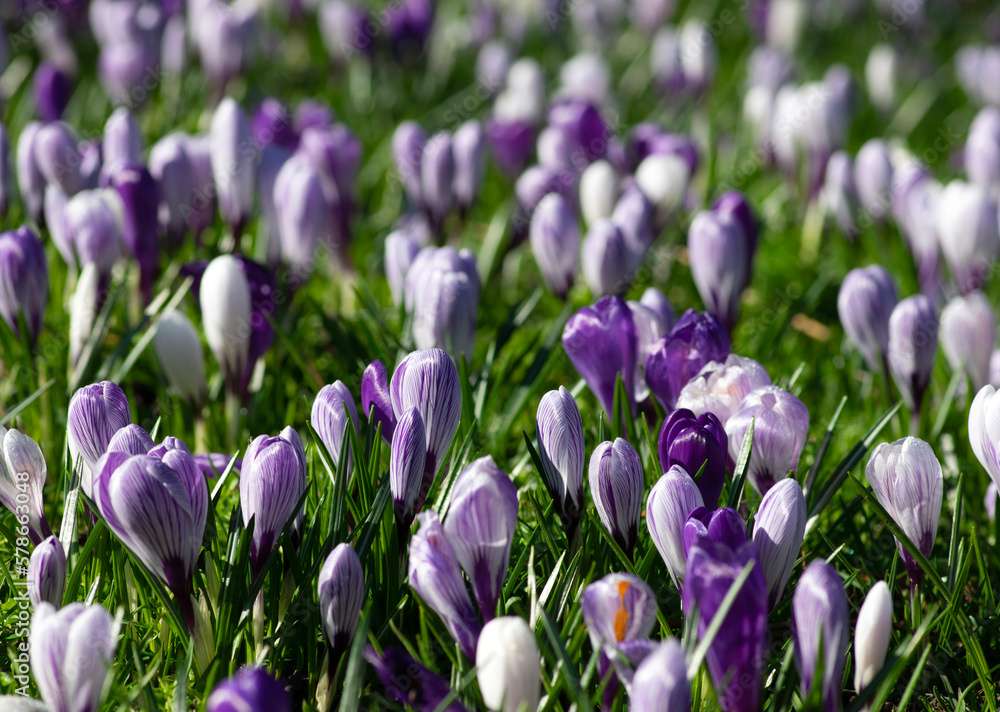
311, 381, 361, 483
318, 543, 365, 655
588, 439, 643, 556
390, 407, 426, 529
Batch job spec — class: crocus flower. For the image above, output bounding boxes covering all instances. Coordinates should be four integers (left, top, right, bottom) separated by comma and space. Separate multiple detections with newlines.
106, 424, 154, 457
837, 265, 898, 375
935, 180, 999, 294
675, 354, 772, 425
530, 192, 580, 299
476, 616, 541, 712
311, 381, 361, 482
390, 407, 427, 536
194, 0, 258, 92
854, 139, 893, 222
182, 134, 217, 242
385, 230, 422, 306
822, 151, 859, 238
365, 646, 470, 712
318, 543, 365, 656
240, 427, 308, 578
645, 309, 731, 412
67, 380, 131, 497
855, 581, 892, 695
34, 62, 71, 123
887, 295, 938, 421
408, 511, 482, 659
792, 560, 849, 712
966, 107, 1000, 191
589, 438, 643, 556
453, 120, 485, 214
725, 385, 809, 495
406, 246, 480, 360
635, 153, 690, 224
752, 478, 806, 608
581, 219, 630, 296
0, 226, 49, 343
200, 255, 252, 395
563, 295, 638, 417
34, 122, 86, 197
393, 121, 427, 209
102, 108, 143, 180
581, 572, 658, 651
612, 186, 655, 272
629, 639, 690, 712
970, 385, 1000, 492
362, 359, 396, 442
28, 535, 66, 608
154, 310, 208, 409
579, 159, 619, 227
657, 408, 728, 508
940, 292, 994, 392
420, 132, 455, 232
442, 457, 519, 621
536, 387, 585, 526
210, 97, 255, 240
646, 464, 705, 586
149, 134, 194, 247
864, 437, 942, 589
640, 287, 676, 331
273, 154, 331, 279
62, 190, 122, 281
629, 301, 670, 403
16, 122, 47, 225
206, 667, 291, 712
109, 163, 160, 302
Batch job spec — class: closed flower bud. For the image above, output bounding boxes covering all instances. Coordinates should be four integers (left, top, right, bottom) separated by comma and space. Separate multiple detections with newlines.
34, 62, 71, 122
865, 44, 898, 112
0, 226, 48, 344
17, 122, 47, 224
444, 457, 518, 622
822, 151, 859, 238
752, 478, 806, 608
887, 295, 938, 415
453, 121, 485, 213
29, 602, 119, 712
35, 121, 86, 197
683, 506, 748, 554
420, 132, 455, 230
639, 287, 676, 331
726, 385, 809, 495
154, 310, 207, 408
274, 154, 330, 278
311, 381, 360, 482
408, 511, 482, 659
635, 153, 689, 223
657, 407, 728, 508
206, 667, 291, 712
195, 0, 258, 90
865, 437, 942, 588
837, 265, 898, 374
940, 292, 994, 392
712, 190, 759, 256
28, 535, 66, 608
611, 186, 655, 272
0, 427, 53, 545
630, 639, 690, 712
537, 125, 572, 170
391, 407, 426, 530
62, 189, 122, 279
210, 97, 255, 238
149, 133, 194, 246
385, 229, 422, 306
393, 121, 427, 208
675, 354, 772, 425
935, 180, 999, 293
854, 581, 892, 694
182, 134, 216, 241
102, 107, 144, 178
547, 99, 607, 166
688, 208, 752, 330
110, 163, 160, 301
476, 617, 540, 712
581, 573, 657, 650
67, 381, 131, 497
579, 159, 619, 227
362, 359, 397, 443
645, 309, 731, 412
563, 295, 638, 417
854, 139, 893, 223
318, 543, 365, 654
679, 20, 717, 93
969, 385, 1000, 493
240, 427, 307, 577
582, 219, 629, 296
589, 438, 643, 556
536, 387, 584, 524
530, 192, 580, 299
407, 246, 480, 360
966, 107, 1000, 191
646, 465, 704, 586
792, 561, 849, 712
200, 255, 252, 393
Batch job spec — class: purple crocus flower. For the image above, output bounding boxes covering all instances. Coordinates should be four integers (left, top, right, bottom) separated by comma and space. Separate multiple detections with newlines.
864, 436, 942, 589
34, 122, 86, 197
311, 381, 360, 483
362, 359, 397, 442
0, 226, 49, 344
562, 295, 638, 417
442, 456, 518, 621
252, 98, 298, 151
420, 132, 455, 232
581, 572, 658, 651
792, 561, 849, 712
752, 477, 806, 608
33, 62, 71, 122
547, 99, 608, 167
530, 192, 580, 299
28, 535, 66, 608
0, 427, 54, 545
581, 219, 629, 296
940, 292, 994, 392
966, 106, 1000, 191
318, 543, 365, 656
62, 189, 122, 281
386, 0, 435, 56
887, 295, 938, 420
822, 151, 860, 239
406, 246, 480, 360
297, 123, 362, 254
646, 465, 704, 586
688, 208, 752, 331
149, 133, 194, 247
683, 506, 748, 554
102, 108, 144, 180
675, 354, 772, 425
67, 381, 132, 497
629, 301, 670, 402
630, 639, 691, 712
110, 163, 160, 303
486, 117, 536, 176
206, 667, 291, 712
854, 139, 894, 223
393, 121, 427, 210
181, 134, 216, 243
712, 190, 759, 257
644, 310, 731, 412
273, 155, 331, 280
408, 511, 482, 659
210, 97, 255, 242
658, 408, 728, 509
453, 120, 486, 214
536, 387, 585, 526
385, 229, 422, 306
240, 427, 307, 579
639, 287, 676, 331
107, 423, 155, 456
935, 180, 1000, 294
390, 407, 427, 537
365, 646, 470, 712
611, 187, 655, 272
589, 438, 643, 556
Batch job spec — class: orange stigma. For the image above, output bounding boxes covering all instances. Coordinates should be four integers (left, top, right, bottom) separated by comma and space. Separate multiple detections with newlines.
613, 581, 631, 642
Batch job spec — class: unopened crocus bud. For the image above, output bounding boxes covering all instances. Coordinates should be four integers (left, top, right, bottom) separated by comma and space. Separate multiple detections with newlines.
752, 478, 806, 608
635, 153, 689, 223
149, 133, 194, 246
106, 424, 154, 456
563, 296, 637, 417
206, 667, 291, 712
420, 132, 455, 231
793, 560, 849, 712
966, 107, 1000, 191
183, 134, 216, 242
865, 437, 942, 588
67, 381, 131, 496
476, 617, 540, 712
385, 230, 421, 305
657, 408, 727, 508
629, 639, 690, 712
547, 99, 607, 166
29, 602, 118, 712
393, 121, 427, 208
318, 543, 364, 655
274, 155, 330, 278
582, 219, 629, 296
409, 511, 482, 659
28, 535, 66, 608
0, 227, 48, 344
645, 309, 731, 412
726, 385, 809, 495
443, 457, 518, 621
854, 139, 893, 223
16, 122, 47, 224
582, 573, 657, 651
154, 310, 207, 409
62, 189, 122, 279
866, 44, 898, 112
640, 287, 676, 330
195, 0, 257, 90
589, 438, 643, 556
970, 385, 1000, 492
822, 151, 859, 238
200, 255, 252, 393
688, 208, 751, 330
453, 121, 485, 213
646, 465, 704, 586
366, 646, 469, 712
854, 581, 892, 695
579, 160, 618, 227
611, 186, 655, 271
536, 387, 584, 525
311, 381, 360, 482
210, 97, 255, 239
362, 359, 397, 442
676, 354, 772, 426
887, 295, 938, 417
240, 427, 307, 578
102, 108, 143, 178
935, 181, 999, 293
34, 62, 71, 122
537, 126, 572, 170
837, 265, 898, 374
679, 20, 717, 94
940, 292, 994, 391
110, 164, 160, 301
35, 122, 86, 197
390, 407, 426, 531
318, 1, 371, 63
407, 246, 480, 360
530, 193, 579, 299
0, 427, 53, 545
